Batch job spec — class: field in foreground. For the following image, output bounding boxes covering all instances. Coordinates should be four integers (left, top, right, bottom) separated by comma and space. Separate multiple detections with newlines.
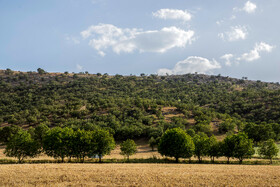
1, 164, 280, 186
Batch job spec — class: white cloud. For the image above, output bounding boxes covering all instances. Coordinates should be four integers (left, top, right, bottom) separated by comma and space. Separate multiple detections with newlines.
76, 64, 83, 71
243, 1, 257, 14
221, 54, 234, 66
216, 20, 224, 25
81, 24, 195, 56
65, 35, 80, 44
239, 42, 275, 62
152, 9, 192, 22
219, 26, 248, 42
234, 1, 257, 14
157, 56, 221, 75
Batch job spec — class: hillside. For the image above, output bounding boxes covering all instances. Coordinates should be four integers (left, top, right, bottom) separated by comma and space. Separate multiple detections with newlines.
0, 69, 280, 141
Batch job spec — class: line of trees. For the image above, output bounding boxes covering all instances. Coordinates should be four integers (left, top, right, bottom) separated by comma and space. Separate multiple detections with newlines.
0, 125, 279, 164
157, 128, 279, 164
1, 124, 115, 163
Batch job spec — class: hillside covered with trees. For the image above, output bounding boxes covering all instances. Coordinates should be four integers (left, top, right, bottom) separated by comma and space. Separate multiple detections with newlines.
0, 69, 280, 143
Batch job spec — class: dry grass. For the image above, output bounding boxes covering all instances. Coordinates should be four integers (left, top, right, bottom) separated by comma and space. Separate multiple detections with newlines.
0, 142, 162, 161
0, 163, 280, 186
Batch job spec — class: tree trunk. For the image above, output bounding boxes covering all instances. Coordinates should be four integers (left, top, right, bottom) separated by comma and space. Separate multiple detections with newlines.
18, 156, 23, 163
270, 158, 272, 164
189, 158, 191, 163
99, 155, 102, 163
239, 159, 243, 164
127, 155, 130, 162
175, 157, 179, 163
61, 157, 64, 163
227, 157, 230, 164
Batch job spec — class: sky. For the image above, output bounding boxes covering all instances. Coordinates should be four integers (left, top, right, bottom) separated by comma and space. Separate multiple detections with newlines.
0, 0, 279, 82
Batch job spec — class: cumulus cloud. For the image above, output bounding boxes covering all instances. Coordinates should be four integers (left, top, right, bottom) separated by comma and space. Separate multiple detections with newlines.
157, 56, 221, 75
243, 1, 257, 13
152, 9, 192, 22
220, 54, 234, 66
234, 1, 257, 14
219, 26, 248, 42
238, 42, 274, 62
81, 24, 195, 56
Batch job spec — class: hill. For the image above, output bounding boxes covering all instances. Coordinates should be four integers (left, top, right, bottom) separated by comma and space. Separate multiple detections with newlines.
0, 69, 280, 142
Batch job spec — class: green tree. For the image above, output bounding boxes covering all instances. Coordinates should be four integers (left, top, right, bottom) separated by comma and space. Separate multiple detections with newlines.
258, 139, 279, 164
221, 134, 235, 164
42, 127, 74, 162
120, 139, 137, 161
37, 68, 46, 75
92, 129, 115, 163
232, 132, 255, 164
149, 137, 157, 151
193, 132, 210, 162
158, 128, 195, 162
34, 123, 49, 145
208, 135, 221, 162
71, 129, 95, 162
4, 130, 40, 163
0, 125, 21, 144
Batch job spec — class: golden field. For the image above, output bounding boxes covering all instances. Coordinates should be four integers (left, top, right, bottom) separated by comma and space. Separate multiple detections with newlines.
1, 163, 280, 186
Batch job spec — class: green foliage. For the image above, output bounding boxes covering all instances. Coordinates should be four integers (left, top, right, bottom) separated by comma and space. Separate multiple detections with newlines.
34, 123, 50, 145
71, 129, 95, 162
231, 132, 255, 163
193, 132, 210, 162
186, 128, 196, 137
244, 122, 277, 142
42, 127, 74, 162
207, 135, 222, 162
158, 128, 194, 162
4, 129, 41, 162
120, 139, 137, 161
92, 129, 115, 162
221, 132, 255, 164
0, 71, 280, 142
221, 134, 236, 163
0, 125, 21, 143
218, 119, 236, 133
149, 137, 157, 151
37, 68, 46, 75
258, 139, 279, 164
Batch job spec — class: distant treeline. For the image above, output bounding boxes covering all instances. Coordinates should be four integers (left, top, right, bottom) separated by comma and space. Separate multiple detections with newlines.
0, 126, 279, 164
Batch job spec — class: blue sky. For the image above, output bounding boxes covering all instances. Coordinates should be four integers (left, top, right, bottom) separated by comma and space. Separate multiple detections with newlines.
0, 0, 279, 82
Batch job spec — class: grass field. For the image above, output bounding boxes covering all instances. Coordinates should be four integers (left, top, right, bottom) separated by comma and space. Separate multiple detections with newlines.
1, 163, 280, 186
